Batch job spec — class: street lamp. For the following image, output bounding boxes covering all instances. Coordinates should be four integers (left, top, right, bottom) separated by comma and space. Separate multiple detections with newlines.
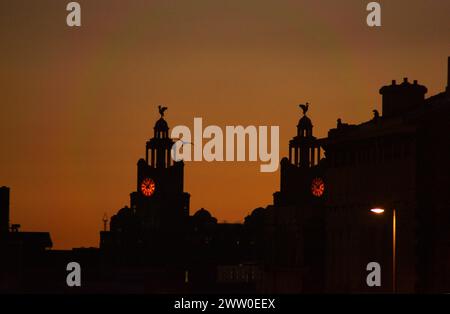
370, 208, 385, 214
370, 207, 396, 293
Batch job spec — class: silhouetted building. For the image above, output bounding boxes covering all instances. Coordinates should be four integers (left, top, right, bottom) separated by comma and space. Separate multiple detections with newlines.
100, 112, 190, 265
0, 187, 53, 292
0, 186, 9, 235
242, 57, 450, 293
99, 111, 245, 288
322, 67, 450, 292
0, 187, 52, 250
262, 107, 326, 292
97, 57, 449, 293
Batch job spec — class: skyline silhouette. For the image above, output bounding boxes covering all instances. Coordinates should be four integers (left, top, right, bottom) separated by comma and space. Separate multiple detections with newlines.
1, 56, 449, 293
1, 0, 449, 250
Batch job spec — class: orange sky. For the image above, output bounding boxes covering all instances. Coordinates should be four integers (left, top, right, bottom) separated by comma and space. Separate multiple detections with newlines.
0, 0, 449, 249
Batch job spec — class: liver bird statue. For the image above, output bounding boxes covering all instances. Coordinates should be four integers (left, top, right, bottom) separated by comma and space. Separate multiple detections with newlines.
299, 102, 309, 115
158, 105, 168, 117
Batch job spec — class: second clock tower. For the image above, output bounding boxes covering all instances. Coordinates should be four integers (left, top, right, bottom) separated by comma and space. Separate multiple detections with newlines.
130, 110, 190, 232
274, 104, 326, 207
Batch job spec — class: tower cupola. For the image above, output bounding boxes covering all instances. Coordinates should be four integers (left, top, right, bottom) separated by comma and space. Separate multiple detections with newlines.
145, 105, 175, 168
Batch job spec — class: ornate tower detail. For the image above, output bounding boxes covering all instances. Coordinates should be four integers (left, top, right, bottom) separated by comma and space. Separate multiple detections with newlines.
289, 103, 322, 168
146, 105, 174, 169
102, 105, 191, 254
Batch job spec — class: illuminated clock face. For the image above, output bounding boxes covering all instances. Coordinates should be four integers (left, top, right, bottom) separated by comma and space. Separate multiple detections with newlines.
311, 177, 325, 197
140, 178, 156, 197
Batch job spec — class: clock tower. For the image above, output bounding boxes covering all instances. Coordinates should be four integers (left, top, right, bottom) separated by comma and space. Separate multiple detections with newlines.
129, 109, 190, 232
269, 104, 327, 292
274, 104, 326, 207
103, 107, 190, 254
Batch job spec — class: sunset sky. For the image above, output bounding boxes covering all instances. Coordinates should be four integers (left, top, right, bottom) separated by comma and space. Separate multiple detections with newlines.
0, 0, 449, 249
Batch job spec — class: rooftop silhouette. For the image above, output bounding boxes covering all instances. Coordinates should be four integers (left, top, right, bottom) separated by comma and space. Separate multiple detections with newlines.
1, 57, 450, 293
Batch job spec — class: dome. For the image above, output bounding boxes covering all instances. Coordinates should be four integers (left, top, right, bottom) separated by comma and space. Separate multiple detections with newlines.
117, 206, 131, 216
193, 208, 212, 219
192, 208, 218, 224
244, 207, 266, 225
298, 115, 313, 129
154, 117, 169, 131
248, 207, 266, 218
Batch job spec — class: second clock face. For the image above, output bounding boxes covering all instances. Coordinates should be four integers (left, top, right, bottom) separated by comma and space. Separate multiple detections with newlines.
311, 177, 325, 197
140, 178, 156, 197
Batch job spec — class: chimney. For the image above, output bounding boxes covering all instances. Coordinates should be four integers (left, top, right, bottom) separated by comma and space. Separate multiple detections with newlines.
0, 186, 10, 235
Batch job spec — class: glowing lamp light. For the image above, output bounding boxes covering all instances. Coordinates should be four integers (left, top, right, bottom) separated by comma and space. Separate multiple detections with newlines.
370, 208, 385, 214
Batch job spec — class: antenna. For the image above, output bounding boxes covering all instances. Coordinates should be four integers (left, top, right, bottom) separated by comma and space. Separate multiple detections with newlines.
102, 213, 108, 232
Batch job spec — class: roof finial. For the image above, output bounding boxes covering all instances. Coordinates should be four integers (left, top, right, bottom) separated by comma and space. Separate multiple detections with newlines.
158, 105, 168, 118
299, 102, 309, 115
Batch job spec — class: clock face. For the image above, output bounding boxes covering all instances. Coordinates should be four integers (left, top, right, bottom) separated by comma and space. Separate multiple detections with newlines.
311, 177, 325, 197
140, 178, 156, 197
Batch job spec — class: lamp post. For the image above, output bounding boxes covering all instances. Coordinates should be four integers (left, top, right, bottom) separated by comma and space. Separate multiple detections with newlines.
370, 207, 396, 293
